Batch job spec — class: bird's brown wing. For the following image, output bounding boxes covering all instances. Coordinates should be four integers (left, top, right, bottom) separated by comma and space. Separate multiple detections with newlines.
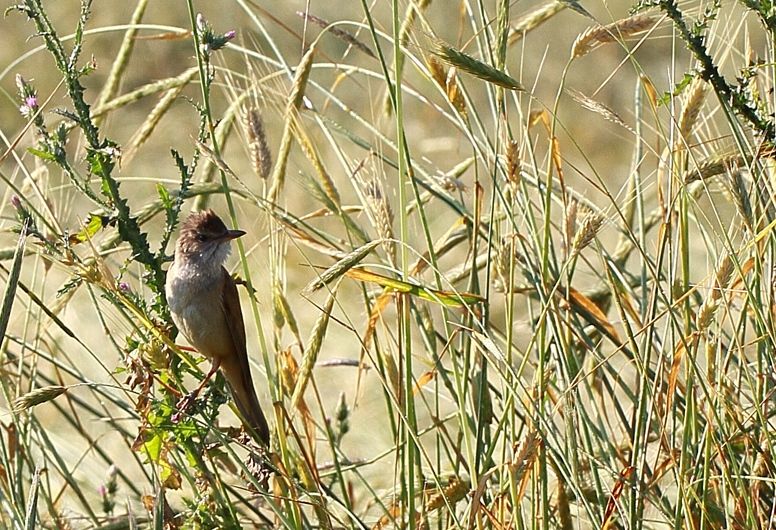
219, 267, 270, 444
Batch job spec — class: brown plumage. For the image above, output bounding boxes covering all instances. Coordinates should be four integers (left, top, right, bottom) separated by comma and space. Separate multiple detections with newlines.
166, 210, 269, 444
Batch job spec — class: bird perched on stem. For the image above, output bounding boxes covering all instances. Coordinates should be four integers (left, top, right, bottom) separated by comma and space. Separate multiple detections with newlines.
165, 209, 269, 445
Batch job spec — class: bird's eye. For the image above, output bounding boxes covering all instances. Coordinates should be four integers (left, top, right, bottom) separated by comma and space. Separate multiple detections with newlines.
196, 233, 207, 242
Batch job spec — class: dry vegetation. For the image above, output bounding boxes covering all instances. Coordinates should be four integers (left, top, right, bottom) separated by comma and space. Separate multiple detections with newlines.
1, 0, 776, 528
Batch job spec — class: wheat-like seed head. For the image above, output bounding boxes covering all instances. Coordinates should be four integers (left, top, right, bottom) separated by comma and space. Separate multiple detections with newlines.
678, 78, 708, 139
427, 55, 448, 89
382, 0, 431, 116
494, 235, 515, 292
568, 89, 633, 132
427, 54, 468, 116
445, 67, 468, 117
509, 2, 566, 45
13, 385, 69, 412
506, 139, 521, 186
124, 82, 187, 164
423, 476, 470, 512
363, 179, 396, 265
246, 108, 271, 179
304, 240, 381, 294
288, 45, 316, 112
696, 299, 718, 332
713, 254, 734, 301
297, 11, 375, 58
509, 431, 541, 482
278, 348, 299, 398
730, 169, 754, 230
268, 43, 316, 203
271, 280, 287, 330
698, 253, 737, 331
432, 41, 523, 90
293, 119, 341, 207
571, 212, 604, 254
682, 153, 744, 183
572, 15, 658, 59
290, 286, 337, 409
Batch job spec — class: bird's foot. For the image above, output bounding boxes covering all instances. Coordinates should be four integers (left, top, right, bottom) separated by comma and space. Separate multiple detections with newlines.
171, 391, 199, 423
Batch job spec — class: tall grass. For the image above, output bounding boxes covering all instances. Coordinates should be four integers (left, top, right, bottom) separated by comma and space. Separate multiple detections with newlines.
1, 0, 775, 528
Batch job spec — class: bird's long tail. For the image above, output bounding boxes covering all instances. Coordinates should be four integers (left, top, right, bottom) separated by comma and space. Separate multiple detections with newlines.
220, 355, 270, 445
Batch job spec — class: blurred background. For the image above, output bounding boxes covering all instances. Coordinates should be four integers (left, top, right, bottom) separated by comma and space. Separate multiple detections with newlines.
0, 0, 765, 526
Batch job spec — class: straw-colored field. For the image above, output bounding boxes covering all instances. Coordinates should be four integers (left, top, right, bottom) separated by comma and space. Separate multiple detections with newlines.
1, 1, 774, 528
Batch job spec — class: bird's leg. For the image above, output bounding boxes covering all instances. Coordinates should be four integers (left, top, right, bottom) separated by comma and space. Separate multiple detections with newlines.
172, 359, 221, 421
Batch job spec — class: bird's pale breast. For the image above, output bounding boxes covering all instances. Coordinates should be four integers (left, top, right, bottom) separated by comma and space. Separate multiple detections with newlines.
166, 261, 232, 360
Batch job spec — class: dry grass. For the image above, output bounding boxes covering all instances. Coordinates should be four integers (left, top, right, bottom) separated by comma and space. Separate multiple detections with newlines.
2, 0, 776, 528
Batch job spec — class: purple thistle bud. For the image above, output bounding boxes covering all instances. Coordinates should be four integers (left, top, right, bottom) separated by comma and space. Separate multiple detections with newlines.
25, 95, 38, 110
10, 195, 22, 210
118, 282, 130, 292
97, 484, 107, 497
224, 30, 236, 40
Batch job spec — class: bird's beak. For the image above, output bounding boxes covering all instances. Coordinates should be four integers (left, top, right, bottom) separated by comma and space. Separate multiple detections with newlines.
223, 229, 246, 241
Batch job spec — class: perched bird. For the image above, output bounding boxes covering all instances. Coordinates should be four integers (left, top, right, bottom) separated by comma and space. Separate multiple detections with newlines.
165, 209, 269, 444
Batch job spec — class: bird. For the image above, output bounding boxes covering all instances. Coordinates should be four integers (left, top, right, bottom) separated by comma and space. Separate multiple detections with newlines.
165, 209, 270, 445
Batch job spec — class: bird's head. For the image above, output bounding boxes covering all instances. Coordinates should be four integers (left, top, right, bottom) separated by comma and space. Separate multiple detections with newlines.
176, 210, 245, 267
